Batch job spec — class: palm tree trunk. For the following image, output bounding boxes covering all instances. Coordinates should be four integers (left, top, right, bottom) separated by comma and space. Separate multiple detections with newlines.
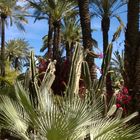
124, 0, 139, 113
15, 57, 19, 70
0, 16, 6, 77
66, 42, 72, 63
101, 17, 113, 102
102, 17, 110, 54
46, 15, 53, 58
53, 20, 61, 60
78, 0, 96, 80
52, 20, 62, 95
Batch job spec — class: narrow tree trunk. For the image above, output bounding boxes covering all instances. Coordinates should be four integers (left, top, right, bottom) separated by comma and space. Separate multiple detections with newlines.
52, 20, 62, 95
78, 0, 96, 80
102, 17, 110, 54
134, 46, 140, 111
124, 0, 139, 113
102, 16, 113, 102
15, 57, 19, 70
0, 16, 6, 77
46, 15, 53, 58
53, 20, 61, 60
66, 42, 73, 63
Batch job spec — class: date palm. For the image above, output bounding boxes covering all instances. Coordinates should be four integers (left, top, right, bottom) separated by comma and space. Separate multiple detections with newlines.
91, 0, 126, 54
27, 0, 76, 60
90, 0, 126, 98
0, 0, 28, 77
5, 39, 30, 71
41, 17, 82, 62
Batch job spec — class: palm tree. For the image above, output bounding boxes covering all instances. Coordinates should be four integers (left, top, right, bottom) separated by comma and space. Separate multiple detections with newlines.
78, 0, 97, 80
0, 0, 28, 77
61, 17, 82, 63
38, 14, 53, 59
91, 0, 126, 54
91, 0, 126, 98
41, 17, 82, 62
5, 39, 30, 71
124, 0, 140, 112
28, 0, 76, 60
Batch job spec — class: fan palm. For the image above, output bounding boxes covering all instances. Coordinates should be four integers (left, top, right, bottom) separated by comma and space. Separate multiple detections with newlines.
0, 0, 28, 77
0, 45, 140, 140
5, 39, 31, 71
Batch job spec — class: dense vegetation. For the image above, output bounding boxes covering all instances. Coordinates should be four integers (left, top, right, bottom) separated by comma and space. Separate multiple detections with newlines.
0, 0, 140, 139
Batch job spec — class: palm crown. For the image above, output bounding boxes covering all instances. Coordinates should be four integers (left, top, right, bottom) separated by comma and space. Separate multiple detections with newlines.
0, 0, 28, 31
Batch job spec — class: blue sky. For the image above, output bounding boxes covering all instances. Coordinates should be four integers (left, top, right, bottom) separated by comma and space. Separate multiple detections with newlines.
5, 18, 48, 56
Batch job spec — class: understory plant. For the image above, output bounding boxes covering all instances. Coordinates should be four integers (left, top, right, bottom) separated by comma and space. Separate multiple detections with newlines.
0, 43, 140, 140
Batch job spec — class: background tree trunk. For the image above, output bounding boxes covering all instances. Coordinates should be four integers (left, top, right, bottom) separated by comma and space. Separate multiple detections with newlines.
0, 16, 6, 77
46, 15, 53, 58
78, 0, 96, 80
102, 17, 110, 54
124, 0, 139, 113
101, 16, 113, 103
53, 20, 61, 60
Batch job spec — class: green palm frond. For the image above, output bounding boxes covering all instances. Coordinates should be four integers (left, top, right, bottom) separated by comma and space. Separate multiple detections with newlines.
110, 50, 125, 85
0, 0, 28, 31
61, 17, 82, 52
5, 38, 31, 71
91, 0, 127, 18
27, 0, 77, 23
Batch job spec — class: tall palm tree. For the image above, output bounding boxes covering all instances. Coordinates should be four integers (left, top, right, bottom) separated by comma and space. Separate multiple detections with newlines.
0, 0, 28, 77
91, 0, 126, 54
5, 39, 30, 71
41, 17, 82, 62
91, 0, 126, 98
78, 0, 97, 80
28, 0, 77, 96
28, 0, 76, 60
34, 12, 53, 58
124, 0, 140, 112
